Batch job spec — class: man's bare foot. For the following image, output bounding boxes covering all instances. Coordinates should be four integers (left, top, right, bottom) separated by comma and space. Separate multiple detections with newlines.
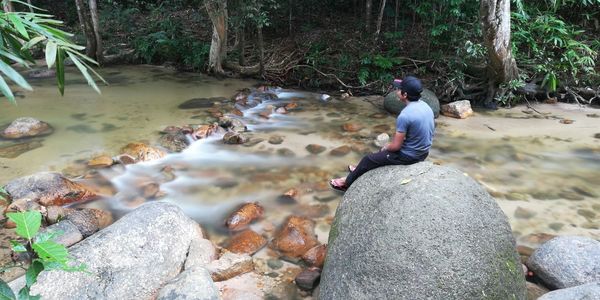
329, 177, 348, 192
347, 165, 356, 172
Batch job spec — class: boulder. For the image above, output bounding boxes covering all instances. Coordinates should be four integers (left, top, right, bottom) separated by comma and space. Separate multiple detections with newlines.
441, 100, 474, 119
157, 267, 219, 300
526, 236, 600, 289
4, 172, 97, 207
24, 202, 206, 299
538, 283, 600, 300
384, 88, 440, 118
1, 117, 53, 139
320, 162, 526, 299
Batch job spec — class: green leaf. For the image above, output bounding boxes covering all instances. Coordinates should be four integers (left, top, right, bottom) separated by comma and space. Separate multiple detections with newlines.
31, 241, 68, 265
0, 76, 16, 104
0, 60, 32, 91
8, 14, 29, 39
34, 230, 61, 244
6, 212, 41, 240
0, 279, 16, 300
17, 286, 40, 300
9, 241, 26, 253
67, 52, 100, 94
25, 261, 44, 288
56, 49, 64, 95
44, 41, 57, 68
21, 36, 46, 50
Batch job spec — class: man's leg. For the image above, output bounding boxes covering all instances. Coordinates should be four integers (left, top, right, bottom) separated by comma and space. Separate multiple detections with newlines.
345, 151, 393, 187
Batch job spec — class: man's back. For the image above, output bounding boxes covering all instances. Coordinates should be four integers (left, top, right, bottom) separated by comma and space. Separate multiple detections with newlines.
396, 100, 435, 158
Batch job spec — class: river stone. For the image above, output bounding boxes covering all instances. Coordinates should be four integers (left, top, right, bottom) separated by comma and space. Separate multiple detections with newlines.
4, 172, 97, 207
157, 267, 219, 300
383, 88, 440, 118
24, 202, 205, 299
65, 208, 113, 237
441, 100, 474, 119
178, 97, 224, 109
158, 132, 190, 152
0, 140, 43, 158
121, 142, 166, 162
537, 282, 600, 300
320, 162, 526, 300
306, 144, 326, 154
1, 117, 53, 139
526, 236, 600, 289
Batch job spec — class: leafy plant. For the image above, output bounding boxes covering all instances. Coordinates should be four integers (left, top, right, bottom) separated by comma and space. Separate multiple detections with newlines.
0, 211, 84, 300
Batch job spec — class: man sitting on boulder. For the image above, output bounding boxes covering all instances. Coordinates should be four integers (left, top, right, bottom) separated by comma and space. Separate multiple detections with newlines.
330, 76, 435, 191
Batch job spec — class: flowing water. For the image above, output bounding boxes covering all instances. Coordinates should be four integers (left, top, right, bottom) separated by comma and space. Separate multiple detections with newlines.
1, 65, 599, 253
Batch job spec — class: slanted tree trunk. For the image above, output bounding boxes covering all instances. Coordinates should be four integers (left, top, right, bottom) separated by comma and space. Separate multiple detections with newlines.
365, 0, 372, 33
205, 0, 228, 74
75, 0, 96, 58
88, 0, 103, 65
374, 0, 386, 40
480, 0, 518, 101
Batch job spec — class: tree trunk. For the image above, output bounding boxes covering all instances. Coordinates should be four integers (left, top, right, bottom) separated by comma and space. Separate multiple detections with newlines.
204, 0, 228, 74
257, 24, 264, 77
75, 0, 96, 58
480, 0, 518, 100
374, 0, 386, 40
365, 0, 372, 33
3, 0, 13, 12
394, 0, 399, 31
238, 26, 245, 66
88, 0, 103, 65
288, 0, 293, 37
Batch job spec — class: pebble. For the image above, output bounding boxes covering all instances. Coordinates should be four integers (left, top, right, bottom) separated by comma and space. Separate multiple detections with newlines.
514, 207, 536, 219
268, 135, 284, 144
505, 192, 528, 201
277, 148, 296, 157
295, 267, 321, 291
548, 222, 564, 231
577, 209, 596, 220
329, 145, 351, 156
267, 259, 283, 270
342, 123, 362, 132
224, 229, 267, 255
306, 144, 326, 154
558, 191, 585, 201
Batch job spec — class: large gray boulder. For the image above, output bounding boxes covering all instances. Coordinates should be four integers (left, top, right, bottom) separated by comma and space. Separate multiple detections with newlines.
384, 88, 440, 118
157, 267, 219, 300
538, 283, 600, 300
320, 162, 526, 300
27, 202, 207, 299
526, 236, 600, 289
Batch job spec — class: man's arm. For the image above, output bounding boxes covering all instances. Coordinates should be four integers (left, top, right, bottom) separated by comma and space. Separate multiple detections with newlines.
383, 131, 405, 152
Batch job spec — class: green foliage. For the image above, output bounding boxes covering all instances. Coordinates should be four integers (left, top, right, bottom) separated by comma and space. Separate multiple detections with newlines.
357, 51, 402, 85
1, 211, 85, 299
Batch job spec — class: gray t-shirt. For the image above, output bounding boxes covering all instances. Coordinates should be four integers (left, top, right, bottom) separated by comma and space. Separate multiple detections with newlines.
395, 100, 435, 159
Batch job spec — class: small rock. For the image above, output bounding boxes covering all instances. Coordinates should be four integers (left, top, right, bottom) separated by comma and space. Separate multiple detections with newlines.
223, 132, 248, 145
275, 107, 287, 114
115, 154, 137, 165
572, 186, 598, 198
329, 146, 351, 156
268, 135, 284, 145
351, 144, 372, 155
88, 155, 114, 168
295, 267, 321, 291
185, 237, 218, 270
225, 202, 264, 231
194, 124, 219, 139
121, 143, 166, 162
306, 144, 326, 154
342, 123, 362, 132
285, 102, 298, 110
548, 222, 564, 231
441, 100, 474, 119
514, 207, 536, 219
276, 188, 298, 205
0, 141, 43, 158
594, 133, 600, 139
374, 133, 390, 147
270, 216, 319, 259
140, 182, 161, 199
519, 233, 556, 247
65, 208, 113, 237
369, 113, 387, 119
276, 148, 295, 157
577, 209, 596, 220
302, 244, 327, 268
313, 192, 338, 203
224, 229, 267, 255
1, 117, 52, 139
372, 124, 391, 133
158, 131, 190, 152
320, 94, 331, 102
505, 192, 528, 201
45, 206, 76, 224
267, 259, 283, 270
38, 220, 83, 247
206, 251, 254, 282
559, 119, 574, 124
559, 191, 585, 201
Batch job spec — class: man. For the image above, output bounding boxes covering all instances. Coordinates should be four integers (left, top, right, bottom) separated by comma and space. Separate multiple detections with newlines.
329, 76, 435, 191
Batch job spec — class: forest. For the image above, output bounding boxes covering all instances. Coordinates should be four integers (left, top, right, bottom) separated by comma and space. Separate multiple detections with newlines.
0, 0, 599, 107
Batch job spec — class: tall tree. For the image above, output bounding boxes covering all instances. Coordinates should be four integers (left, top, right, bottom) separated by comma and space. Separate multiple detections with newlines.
205, 0, 228, 74
88, 0, 103, 65
480, 0, 518, 100
374, 0, 387, 40
365, 0, 372, 33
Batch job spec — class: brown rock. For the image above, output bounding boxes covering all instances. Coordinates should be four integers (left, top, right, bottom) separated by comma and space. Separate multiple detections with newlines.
518, 233, 556, 247
559, 119, 574, 124
4, 172, 97, 207
277, 188, 299, 205
121, 143, 166, 162
45, 206, 76, 224
140, 182, 160, 198
0, 141, 43, 158
194, 124, 219, 139
441, 100, 474, 119
1, 117, 52, 139
5, 197, 42, 213
65, 208, 113, 237
306, 144, 326, 154
258, 111, 271, 119
230, 109, 244, 116
223, 132, 248, 145
516, 245, 534, 257
302, 244, 327, 268
268, 135, 284, 145
88, 155, 114, 168
115, 154, 137, 165
270, 216, 319, 259
351, 143, 372, 155
369, 113, 388, 119
342, 123, 363, 132
330, 145, 351, 156
295, 267, 321, 291
206, 251, 254, 282
224, 230, 267, 255
225, 202, 264, 231
285, 102, 298, 110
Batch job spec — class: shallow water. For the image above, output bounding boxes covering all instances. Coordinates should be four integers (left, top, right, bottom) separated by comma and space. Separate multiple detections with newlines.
1, 65, 598, 250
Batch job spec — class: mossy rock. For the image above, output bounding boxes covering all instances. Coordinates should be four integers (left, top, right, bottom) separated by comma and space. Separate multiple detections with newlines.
384, 88, 440, 118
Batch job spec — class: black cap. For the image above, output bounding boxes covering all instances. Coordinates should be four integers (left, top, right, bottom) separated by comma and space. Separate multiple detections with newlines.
392, 76, 423, 98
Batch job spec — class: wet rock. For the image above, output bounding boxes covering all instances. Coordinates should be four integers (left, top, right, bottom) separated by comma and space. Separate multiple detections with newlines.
342, 123, 362, 132
115, 154, 137, 165
225, 202, 264, 231
0, 141, 43, 158
206, 251, 254, 282
157, 267, 219, 300
268, 135, 284, 145
275, 107, 287, 114
5, 197, 41, 213
558, 191, 584, 201
577, 209, 596, 220
519, 233, 556, 248
526, 282, 549, 300
306, 144, 326, 154
517, 245, 534, 258
277, 148, 295, 157
158, 131, 190, 152
559, 119, 574, 124
313, 192, 338, 203
375, 133, 390, 147
571, 186, 598, 198
320, 162, 525, 299
284, 102, 298, 110
65, 208, 113, 237
302, 244, 327, 268
39, 220, 83, 247
351, 143, 372, 155
242, 138, 263, 147
230, 108, 244, 116
384, 88, 440, 118
369, 113, 388, 119
295, 204, 330, 219
121, 143, 166, 162
27, 68, 56, 79
595, 133, 600, 139
178, 97, 225, 109
87, 155, 114, 168
372, 124, 391, 133
258, 111, 271, 119
1, 117, 52, 139
527, 236, 600, 289
329, 145, 351, 156
267, 259, 283, 270
185, 237, 218, 270
224, 229, 267, 255
505, 192, 528, 201
194, 124, 219, 140
548, 222, 564, 231
441, 100, 474, 119
538, 283, 600, 300
270, 216, 319, 259
45, 206, 76, 224
232, 89, 250, 103
4, 172, 97, 207
295, 267, 321, 291
515, 207, 536, 219
277, 188, 298, 204
223, 132, 248, 145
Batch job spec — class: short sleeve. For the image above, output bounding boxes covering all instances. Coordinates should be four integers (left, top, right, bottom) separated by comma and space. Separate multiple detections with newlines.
396, 114, 409, 133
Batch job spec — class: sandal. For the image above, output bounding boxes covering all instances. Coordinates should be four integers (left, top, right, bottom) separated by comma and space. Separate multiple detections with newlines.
347, 165, 356, 172
329, 178, 348, 192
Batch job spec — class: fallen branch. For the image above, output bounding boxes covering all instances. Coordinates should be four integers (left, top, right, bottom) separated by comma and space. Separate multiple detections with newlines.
565, 86, 590, 106
288, 64, 381, 89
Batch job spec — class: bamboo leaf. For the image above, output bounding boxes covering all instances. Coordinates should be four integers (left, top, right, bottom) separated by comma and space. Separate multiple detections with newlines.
56, 49, 64, 95
67, 52, 100, 94
45, 41, 57, 68
0, 75, 16, 104
0, 279, 16, 300
21, 35, 46, 50
6, 211, 41, 240
0, 59, 32, 91
7, 14, 29, 39
32, 241, 68, 265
